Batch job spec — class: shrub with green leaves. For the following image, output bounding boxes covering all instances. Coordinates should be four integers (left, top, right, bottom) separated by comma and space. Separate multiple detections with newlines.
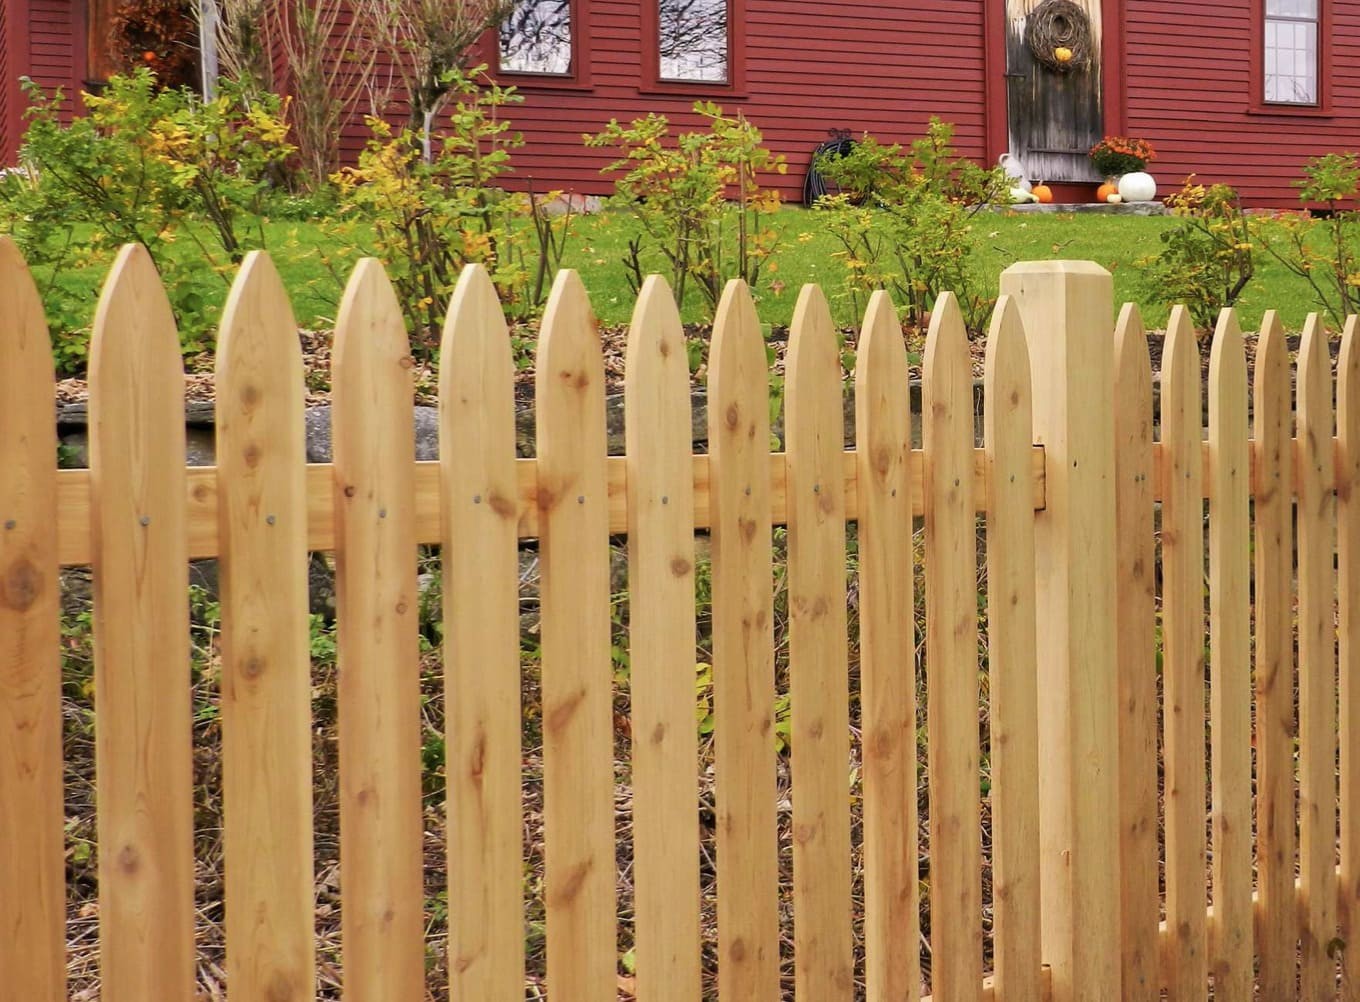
0, 69, 294, 371
328, 68, 572, 361
585, 102, 787, 313
812, 118, 1006, 330
1137, 176, 1254, 332
1252, 152, 1360, 326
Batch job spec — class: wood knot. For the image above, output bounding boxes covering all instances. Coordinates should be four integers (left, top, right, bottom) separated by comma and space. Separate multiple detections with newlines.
240, 384, 261, 408
118, 844, 140, 874
670, 557, 692, 577
241, 655, 266, 680
725, 403, 740, 430
2, 558, 41, 612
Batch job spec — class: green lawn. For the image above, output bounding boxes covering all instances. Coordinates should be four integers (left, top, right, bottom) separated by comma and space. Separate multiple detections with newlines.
13, 206, 1336, 355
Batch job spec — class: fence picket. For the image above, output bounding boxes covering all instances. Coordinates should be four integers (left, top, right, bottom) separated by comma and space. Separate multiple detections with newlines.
785, 284, 854, 1001
983, 296, 1040, 1002
1297, 314, 1339, 1000
1113, 303, 1158, 1002
0, 237, 65, 1002
923, 293, 982, 1002
854, 291, 920, 1002
332, 259, 425, 1000
1206, 308, 1252, 999
440, 264, 525, 1001
1339, 315, 1360, 1002
1160, 306, 1207, 1002
1253, 310, 1296, 1000
624, 276, 702, 1002
88, 244, 196, 1002
216, 252, 315, 1000
708, 279, 780, 1002
536, 270, 617, 1000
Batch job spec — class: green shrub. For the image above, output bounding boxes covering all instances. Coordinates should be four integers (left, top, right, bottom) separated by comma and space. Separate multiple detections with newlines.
0, 69, 294, 371
1137, 176, 1254, 332
812, 118, 1006, 330
1253, 152, 1360, 326
328, 68, 572, 361
585, 102, 787, 313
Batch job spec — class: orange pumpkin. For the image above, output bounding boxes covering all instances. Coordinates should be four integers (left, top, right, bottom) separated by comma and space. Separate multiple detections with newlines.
1096, 181, 1118, 202
1032, 183, 1054, 204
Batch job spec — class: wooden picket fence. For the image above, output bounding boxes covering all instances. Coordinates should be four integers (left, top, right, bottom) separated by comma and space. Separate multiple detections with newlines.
1, 233, 1359, 1002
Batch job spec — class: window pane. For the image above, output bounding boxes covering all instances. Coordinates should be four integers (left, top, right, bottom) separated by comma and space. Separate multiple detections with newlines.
501, 0, 572, 74
1265, 19, 1317, 103
659, 0, 728, 83
1266, 0, 1317, 18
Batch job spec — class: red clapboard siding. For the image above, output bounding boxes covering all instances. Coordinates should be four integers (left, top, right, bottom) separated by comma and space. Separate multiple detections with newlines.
1124, 0, 1360, 206
474, 0, 990, 199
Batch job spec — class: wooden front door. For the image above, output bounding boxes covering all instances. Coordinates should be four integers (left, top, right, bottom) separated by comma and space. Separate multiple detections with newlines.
1005, 0, 1104, 183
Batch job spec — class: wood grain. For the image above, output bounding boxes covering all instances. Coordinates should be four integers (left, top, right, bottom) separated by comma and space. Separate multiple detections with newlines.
785, 284, 854, 1002
624, 276, 702, 1002
1252, 310, 1297, 1001
216, 252, 315, 1001
1341, 314, 1360, 1002
1112, 303, 1158, 1002
708, 279, 780, 1002
332, 258, 425, 1001
1160, 306, 1207, 1002
1206, 308, 1252, 1000
983, 296, 1041, 1002
1296, 314, 1338, 1001
854, 291, 920, 1002
440, 263, 526, 1001
0, 236, 65, 1001
536, 270, 617, 1000
88, 243, 195, 1002
923, 293, 982, 1002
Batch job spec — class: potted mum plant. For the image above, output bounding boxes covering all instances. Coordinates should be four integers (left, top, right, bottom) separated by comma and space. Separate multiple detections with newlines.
1090, 136, 1158, 202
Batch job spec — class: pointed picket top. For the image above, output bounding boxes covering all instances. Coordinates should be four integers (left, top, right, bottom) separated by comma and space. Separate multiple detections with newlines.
625, 273, 688, 402
924, 291, 969, 393
786, 282, 840, 409
217, 250, 303, 408
0, 236, 66, 1002
855, 291, 909, 421
983, 295, 1031, 403
91, 243, 183, 387
439, 264, 525, 1001
1115, 303, 1151, 391
334, 257, 412, 378
1208, 308, 1246, 398
441, 263, 515, 423
536, 268, 603, 436
1163, 305, 1201, 392
709, 279, 769, 431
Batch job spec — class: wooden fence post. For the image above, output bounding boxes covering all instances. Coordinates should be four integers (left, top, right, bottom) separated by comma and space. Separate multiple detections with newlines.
998, 262, 1121, 1002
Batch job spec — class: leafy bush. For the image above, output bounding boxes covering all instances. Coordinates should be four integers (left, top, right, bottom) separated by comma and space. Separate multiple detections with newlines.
328, 69, 572, 361
585, 102, 787, 312
812, 118, 1006, 329
1137, 176, 1254, 331
1252, 152, 1360, 326
0, 70, 294, 371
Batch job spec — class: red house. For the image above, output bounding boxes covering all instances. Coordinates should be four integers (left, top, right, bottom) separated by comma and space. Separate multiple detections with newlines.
2, 0, 1358, 206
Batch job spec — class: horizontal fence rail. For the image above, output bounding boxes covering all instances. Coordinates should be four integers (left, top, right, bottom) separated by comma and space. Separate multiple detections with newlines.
5, 235, 1360, 1002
